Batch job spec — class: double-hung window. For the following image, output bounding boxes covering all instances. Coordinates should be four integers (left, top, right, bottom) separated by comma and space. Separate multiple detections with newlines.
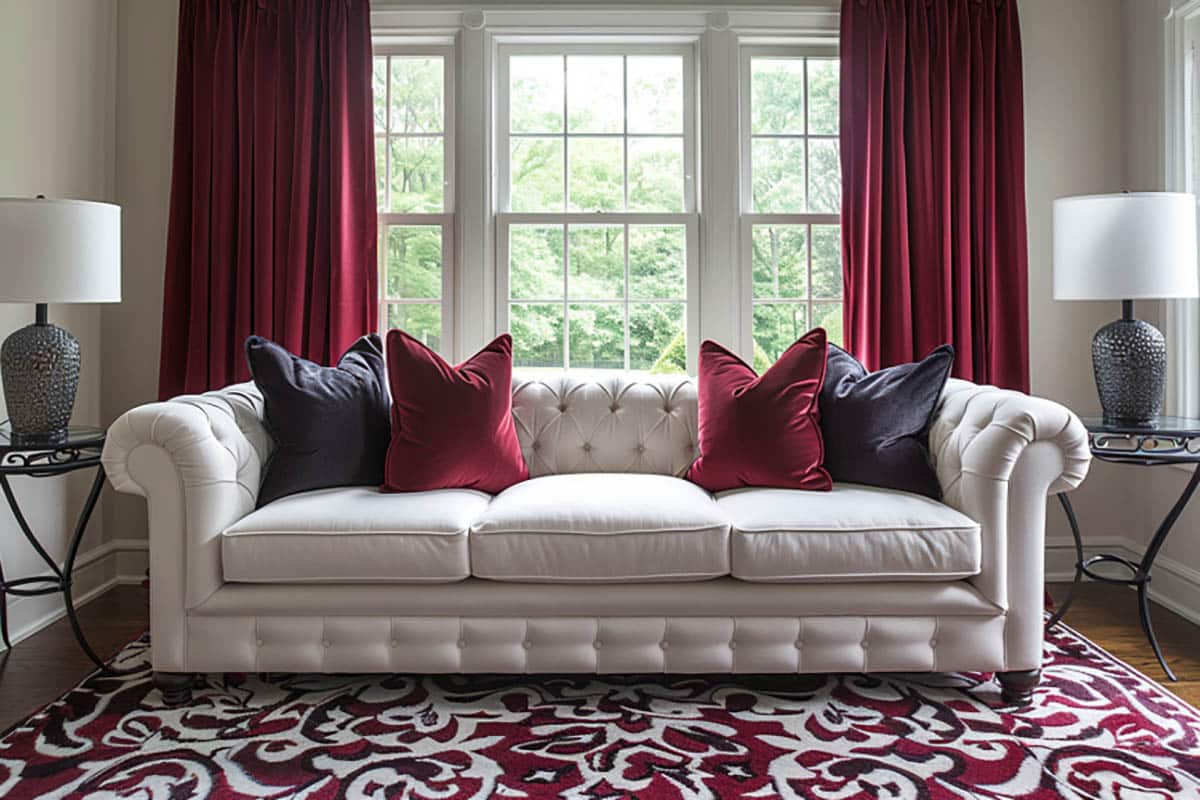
496, 44, 699, 373
740, 46, 842, 368
373, 46, 455, 355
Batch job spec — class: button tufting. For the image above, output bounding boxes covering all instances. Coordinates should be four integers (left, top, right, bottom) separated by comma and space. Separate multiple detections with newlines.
728, 641, 737, 650
582, 442, 592, 452
636, 443, 645, 453
861, 641, 870, 649
256, 639, 264, 647
660, 641, 669, 650
558, 403, 568, 413
593, 640, 602, 649
610, 404, 620, 413
794, 640, 803, 649
391, 640, 399, 648
522, 641, 532, 649
322, 640, 331, 648
929, 639, 938, 648
457, 639, 466, 649
532, 441, 542, 451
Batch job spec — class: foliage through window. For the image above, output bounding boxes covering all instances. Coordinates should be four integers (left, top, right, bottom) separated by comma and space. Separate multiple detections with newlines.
743, 52, 842, 369
499, 48, 696, 373
373, 50, 452, 354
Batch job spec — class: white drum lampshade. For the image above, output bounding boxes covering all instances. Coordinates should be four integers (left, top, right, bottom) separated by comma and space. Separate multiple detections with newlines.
1053, 192, 1199, 422
0, 197, 122, 440
1054, 192, 1198, 301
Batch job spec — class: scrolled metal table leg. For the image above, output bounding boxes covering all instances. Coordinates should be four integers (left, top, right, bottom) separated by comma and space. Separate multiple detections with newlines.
1046, 493, 1084, 631
0, 557, 10, 650
1131, 464, 1200, 682
60, 468, 108, 670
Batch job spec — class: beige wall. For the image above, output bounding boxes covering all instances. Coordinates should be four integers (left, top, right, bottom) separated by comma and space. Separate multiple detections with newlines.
0, 0, 118, 637
102, 0, 178, 544
1021, 0, 1141, 550
1119, 0, 1200, 610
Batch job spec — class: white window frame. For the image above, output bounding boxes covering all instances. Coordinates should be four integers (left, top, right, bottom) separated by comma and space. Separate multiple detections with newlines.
738, 43, 841, 359
369, 5, 840, 369
494, 42, 701, 373
373, 42, 457, 356
1167, 1, 1200, 417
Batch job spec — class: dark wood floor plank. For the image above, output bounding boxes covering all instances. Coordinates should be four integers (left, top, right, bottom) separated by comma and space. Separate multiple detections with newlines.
0, 585, 147, 732
0, 582, 1196, 732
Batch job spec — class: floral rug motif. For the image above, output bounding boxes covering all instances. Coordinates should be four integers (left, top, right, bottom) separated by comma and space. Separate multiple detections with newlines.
0, 622, 1198, 799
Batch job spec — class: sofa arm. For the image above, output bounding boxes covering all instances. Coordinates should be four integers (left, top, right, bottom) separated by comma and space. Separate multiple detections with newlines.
929, 378, 1090, 670
102, 382, 269, 670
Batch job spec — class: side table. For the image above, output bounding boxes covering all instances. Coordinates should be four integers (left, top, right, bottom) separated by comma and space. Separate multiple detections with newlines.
1048, 415, 1200, 681
0, 424, 108, 669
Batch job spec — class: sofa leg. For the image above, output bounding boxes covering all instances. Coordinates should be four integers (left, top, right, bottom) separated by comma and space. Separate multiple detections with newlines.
997, 669, 1040, 706
153, 671, 194, 706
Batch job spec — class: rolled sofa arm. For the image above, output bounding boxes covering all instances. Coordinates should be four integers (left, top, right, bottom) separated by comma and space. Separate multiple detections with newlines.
102, 382, 269, 670
929, 378, 1091, 670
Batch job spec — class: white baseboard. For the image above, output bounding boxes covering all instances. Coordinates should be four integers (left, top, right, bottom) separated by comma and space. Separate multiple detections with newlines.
1045, 534, 1200, 627
0, 537, 148, 651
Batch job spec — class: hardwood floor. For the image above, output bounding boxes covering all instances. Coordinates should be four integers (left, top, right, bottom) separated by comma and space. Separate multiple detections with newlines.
0, 582, 1196, 732
1046, 582, 1200, 705
0, 585, 147, 733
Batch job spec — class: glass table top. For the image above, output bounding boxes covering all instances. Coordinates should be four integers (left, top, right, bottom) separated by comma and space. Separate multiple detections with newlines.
0, 424, 105, 453
1081, 416, 1200, 437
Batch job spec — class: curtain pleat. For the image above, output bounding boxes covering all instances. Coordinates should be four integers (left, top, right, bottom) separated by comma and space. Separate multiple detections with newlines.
159, 0, 378, 399
840, 0, 1029, 391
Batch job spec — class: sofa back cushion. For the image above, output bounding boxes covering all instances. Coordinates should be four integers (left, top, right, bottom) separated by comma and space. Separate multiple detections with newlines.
512, 372, 699, 477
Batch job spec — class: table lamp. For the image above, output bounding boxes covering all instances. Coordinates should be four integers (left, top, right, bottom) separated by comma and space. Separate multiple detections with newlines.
0, 198, 121, 442
1054, 192, 1199, 423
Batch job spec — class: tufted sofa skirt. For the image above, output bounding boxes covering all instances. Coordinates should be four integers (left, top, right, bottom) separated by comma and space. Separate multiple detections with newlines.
103, 371, 1090, 676
183, 614, 1007, 674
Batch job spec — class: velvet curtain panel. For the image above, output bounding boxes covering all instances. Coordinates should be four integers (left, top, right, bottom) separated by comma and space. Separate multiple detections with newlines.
159, 0, 378, 399
839, 0, 1029, 392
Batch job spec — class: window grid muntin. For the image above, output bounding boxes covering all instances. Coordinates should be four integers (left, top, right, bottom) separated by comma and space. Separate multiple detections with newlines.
742, 45, 842, 356
506, 220, 687, 371
498, 43, 697, 372
373, 43, 454, 354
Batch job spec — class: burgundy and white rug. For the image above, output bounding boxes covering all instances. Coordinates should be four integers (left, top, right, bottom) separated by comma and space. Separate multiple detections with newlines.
1, 622, 1198, 799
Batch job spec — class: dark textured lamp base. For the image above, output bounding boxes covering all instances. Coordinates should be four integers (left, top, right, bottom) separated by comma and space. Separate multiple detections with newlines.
0, 304, 80, 441
1092, 305, 1166, 424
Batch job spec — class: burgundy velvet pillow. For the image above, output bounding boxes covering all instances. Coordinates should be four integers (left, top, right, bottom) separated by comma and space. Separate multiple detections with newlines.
686, 328, 832, 493
382, 332, 528, 494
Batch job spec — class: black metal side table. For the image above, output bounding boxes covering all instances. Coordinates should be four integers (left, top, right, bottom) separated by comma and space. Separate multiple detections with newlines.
1048, 415, 1200, 681
0, 424, 107, 669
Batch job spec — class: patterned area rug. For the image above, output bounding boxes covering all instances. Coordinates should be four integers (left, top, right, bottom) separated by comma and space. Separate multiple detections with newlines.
1, 623, 1198, 799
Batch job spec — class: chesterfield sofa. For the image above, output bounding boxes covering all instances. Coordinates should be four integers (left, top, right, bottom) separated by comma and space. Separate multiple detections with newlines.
102, 373, 1090, 707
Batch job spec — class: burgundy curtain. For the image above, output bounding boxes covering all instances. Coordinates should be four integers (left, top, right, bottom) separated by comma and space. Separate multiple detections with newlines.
159, 0, 378, 399
840, 0, 1029, 391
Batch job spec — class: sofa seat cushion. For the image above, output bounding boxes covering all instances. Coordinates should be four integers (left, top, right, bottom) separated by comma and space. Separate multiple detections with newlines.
222, 486, 490, 583
718, 484, 980, 583
470, 473, 729, 582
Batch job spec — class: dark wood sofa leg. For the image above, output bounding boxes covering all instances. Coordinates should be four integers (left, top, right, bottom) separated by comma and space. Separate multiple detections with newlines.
997, 668, 1040, 706
153, 671, 194, 706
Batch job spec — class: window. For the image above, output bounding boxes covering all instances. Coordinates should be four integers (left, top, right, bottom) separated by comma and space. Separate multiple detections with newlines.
496, 46, 699, 373
373, 47, 454, 354
368, 8, 841, 371
741, 47, 842, 369
1167, 4, 1200, 415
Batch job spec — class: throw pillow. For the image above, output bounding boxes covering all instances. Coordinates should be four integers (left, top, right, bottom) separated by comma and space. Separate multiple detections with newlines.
245, 334, 390, 507
819, 343, 955, 499
686, 328, 832, 493
382, 331, 528, 494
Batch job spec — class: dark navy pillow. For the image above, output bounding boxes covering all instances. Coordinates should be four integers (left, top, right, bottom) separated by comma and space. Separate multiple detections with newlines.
819, 343, 954, 499
246, 334, 390, 507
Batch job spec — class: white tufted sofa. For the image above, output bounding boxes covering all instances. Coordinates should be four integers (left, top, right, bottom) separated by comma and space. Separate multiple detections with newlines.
102, 373, 1090, 706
